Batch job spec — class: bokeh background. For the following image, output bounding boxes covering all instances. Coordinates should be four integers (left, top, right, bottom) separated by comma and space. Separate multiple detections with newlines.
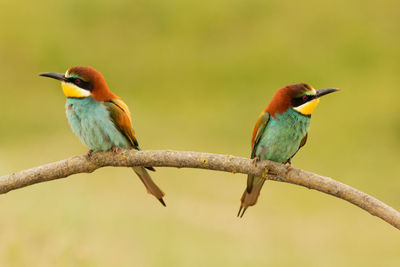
1, 0, 400, 266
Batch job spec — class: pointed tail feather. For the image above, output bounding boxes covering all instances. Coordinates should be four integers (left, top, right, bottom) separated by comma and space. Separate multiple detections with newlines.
238, 175, 266, 217
132, 166, 166, 206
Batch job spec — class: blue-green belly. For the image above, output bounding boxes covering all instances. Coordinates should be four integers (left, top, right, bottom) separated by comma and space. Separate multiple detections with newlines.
255, 109, 310, 162
65, 97, 131, 151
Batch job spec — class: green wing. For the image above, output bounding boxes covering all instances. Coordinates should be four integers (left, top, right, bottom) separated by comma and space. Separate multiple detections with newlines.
104, 99, 156, 172
104, 98, 140, 150
246, 111, 270, 194
250, 111, 270, 159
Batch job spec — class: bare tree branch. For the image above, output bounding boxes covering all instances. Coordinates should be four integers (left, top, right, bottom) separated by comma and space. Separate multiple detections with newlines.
1, 150, 399, 230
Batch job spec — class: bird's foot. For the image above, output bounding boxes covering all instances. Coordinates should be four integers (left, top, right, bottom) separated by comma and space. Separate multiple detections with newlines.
86, 149, 94, 160
287, 158, 294, 170
111, 146, 124, 154
252, 156, 261, 167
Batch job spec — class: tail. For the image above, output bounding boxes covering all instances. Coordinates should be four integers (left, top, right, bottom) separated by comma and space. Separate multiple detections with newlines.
132, 166, 166, 207
237, 175, 266, 218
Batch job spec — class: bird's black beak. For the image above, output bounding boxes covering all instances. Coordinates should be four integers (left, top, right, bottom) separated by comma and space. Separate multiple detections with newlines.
316, 88, 340, 98
39, 72, 66, 81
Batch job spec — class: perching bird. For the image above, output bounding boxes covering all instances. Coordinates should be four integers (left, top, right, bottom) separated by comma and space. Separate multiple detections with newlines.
238, 83, 338, 217
40, 66, 166, 206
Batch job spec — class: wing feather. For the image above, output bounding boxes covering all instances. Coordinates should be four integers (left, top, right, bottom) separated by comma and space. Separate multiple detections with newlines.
250, 111, 270, 159
104, 98, 140, 150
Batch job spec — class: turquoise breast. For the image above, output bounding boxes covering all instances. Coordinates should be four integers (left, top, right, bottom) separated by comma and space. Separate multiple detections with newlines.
255, 108, 310, 162
65, 97, 131, 151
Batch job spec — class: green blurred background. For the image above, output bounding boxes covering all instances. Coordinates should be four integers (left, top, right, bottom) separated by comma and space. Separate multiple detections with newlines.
1, 0, 400, 266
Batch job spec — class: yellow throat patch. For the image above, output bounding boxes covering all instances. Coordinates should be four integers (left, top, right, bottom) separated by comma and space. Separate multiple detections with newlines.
293, 98, 320, 115
61, 82, 90, 98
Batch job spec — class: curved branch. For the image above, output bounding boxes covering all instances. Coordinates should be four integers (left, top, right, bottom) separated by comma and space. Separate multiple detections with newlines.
1, 150, 399, 230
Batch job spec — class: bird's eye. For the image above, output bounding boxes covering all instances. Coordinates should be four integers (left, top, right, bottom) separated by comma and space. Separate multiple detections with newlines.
302, 95, 308, 101
74, 78, 81, 85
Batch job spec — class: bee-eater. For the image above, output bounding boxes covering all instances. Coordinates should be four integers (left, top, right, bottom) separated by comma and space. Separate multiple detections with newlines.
40, 66, 166, 206
238, 83, 338, 217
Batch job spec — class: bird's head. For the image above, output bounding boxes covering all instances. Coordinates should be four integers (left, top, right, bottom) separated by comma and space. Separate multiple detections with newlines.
40, 66, 116, 101
266, 83, 339, 116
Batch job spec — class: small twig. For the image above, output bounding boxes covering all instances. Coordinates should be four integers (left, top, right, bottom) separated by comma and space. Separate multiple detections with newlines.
1, 149, 399, 230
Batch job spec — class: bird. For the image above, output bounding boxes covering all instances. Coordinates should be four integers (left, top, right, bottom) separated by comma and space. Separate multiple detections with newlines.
40, 66, 166, 206
238, 83, 338, 217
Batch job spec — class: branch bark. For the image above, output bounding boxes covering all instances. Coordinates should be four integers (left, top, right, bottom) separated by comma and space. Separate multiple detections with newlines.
1, 150, 399, 230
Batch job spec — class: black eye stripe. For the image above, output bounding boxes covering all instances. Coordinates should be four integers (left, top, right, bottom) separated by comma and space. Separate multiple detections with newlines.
292, 95, 316, 107
66, 77, 93, 91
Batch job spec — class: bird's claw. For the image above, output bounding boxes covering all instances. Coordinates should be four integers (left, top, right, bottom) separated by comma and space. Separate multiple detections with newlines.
252, 157, 261, 167
111, 147, 123, 154
287, 158, 294, 170
86, 149, 94, 160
